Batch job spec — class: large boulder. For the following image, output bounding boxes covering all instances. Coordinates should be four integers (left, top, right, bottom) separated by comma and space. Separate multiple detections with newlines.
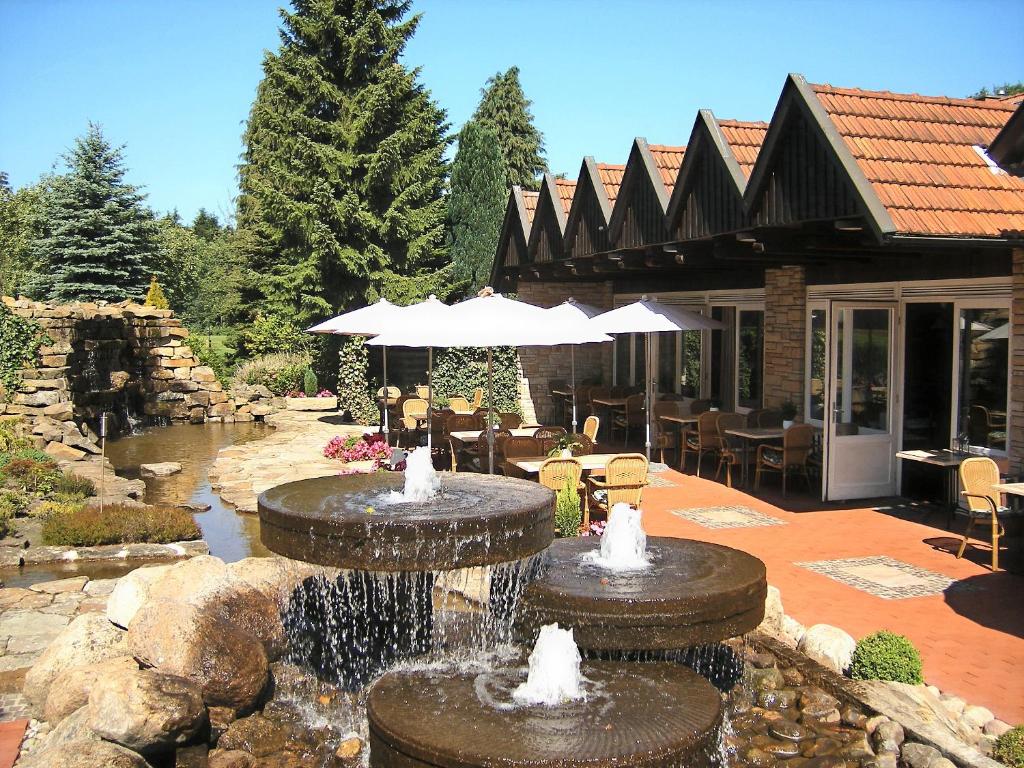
88, 668, 207, 753
757, 585, 784, 636
44, 655, 140, 723
226, 556, 317, 607
145, 555, 232, 605
128, 600, 268, 712
23, 613, 127, 716
107, 564, 174, 629
798, 623, 856, 673
19, 739, 152, 768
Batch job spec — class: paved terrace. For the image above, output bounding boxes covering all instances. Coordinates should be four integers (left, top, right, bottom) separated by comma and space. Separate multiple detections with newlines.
640, 467, 1024, 722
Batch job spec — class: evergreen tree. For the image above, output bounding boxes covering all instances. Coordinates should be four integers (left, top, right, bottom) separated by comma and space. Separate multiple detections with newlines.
192, 208, 220, 241
32, 124, 156, 303
238, 0, 450, 327
474, 66, 547, 190
448, 120, 508, 294
144, 275, 169, 309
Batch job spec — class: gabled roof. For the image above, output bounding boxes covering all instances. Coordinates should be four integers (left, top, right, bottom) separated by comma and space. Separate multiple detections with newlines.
489, 186, 536, 287
717, 119, 769, 178
522, 190, 539, 223
555, 178, 576, 216
984, 102, 1024, 176
597, 163, 626, 206
648, 144, 686, 195
809, 82, 1024, 238
607, 138, 683, 246
563, 158, 623, 257
527, 173, 574, 262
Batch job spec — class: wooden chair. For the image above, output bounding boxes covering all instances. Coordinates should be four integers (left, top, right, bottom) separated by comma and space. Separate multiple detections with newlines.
714, 412, 748, 488
501, 436, 542, 478
586, 453, 649, 521
653, 401, 680, 465
583, 415, 599, 444
535, 426, 567, 456
689, 399, 711, 416
565, 433, 595, 455
968, 405, 1007, 450
957, 457, 1018, 571
446, 414, 479, 471
499, 412, 523, 430
683, 411, 724, 477
612, 393, 646, 448
448, 396, 472, 414
469, 387, 484, 410
465, 429, 511, 473
539, 457, 587, 529
754, 424, 814, 497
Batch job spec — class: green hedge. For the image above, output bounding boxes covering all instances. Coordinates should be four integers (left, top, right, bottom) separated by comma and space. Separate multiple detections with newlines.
994, 726, 1024, 768
849, 630, 924, 684
433, 346, 521, 414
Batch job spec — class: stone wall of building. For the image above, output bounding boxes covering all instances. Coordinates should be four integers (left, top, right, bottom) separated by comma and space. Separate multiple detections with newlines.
515, 281, 614, 425
763, 267, 807, 418
0, 297, 244, 461
1010, 248, 1024, 474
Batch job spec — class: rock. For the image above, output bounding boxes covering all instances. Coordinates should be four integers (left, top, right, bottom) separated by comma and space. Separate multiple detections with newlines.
930, 759, 956, 768
23, 613, 127, 716
336, 734, 363, 762
758, 585, 784, 636
87, 668, 207, 753
798, 624, 856, 673
84, 578, 118, 597
44, 655, 139, 723
208, 750, 255, 768
42, 401, 74, 420
225, 556, 316, 607
865, 753, 898, 768
748, 651, 776, 669
841, 704, 868, 729
872, 720, 905, 753
978, 735, 997, 755
901, 742, 942, 768
217, 713, 287, 757
961, 704, 994, 731
61, 431, 100, 454
107, 564, 174, 629
858, 680, 980, 751
865, 715, 891, 734
780, 615, 806, 648
20, 739, 153, 768
984, 719, 1012, 737
140, 462, 183, 477
939, 693, 966, 717
208, 705, 237, 743
781, 666, 804, 686
191, 366, 217, 383
45, 441, 86, 461
146, 555, 231, 604
29, 576, 89, 594
128, 600, 269, 711
198, 582, 286, 660
41, 704, 99, 748
745, 665, 784, 691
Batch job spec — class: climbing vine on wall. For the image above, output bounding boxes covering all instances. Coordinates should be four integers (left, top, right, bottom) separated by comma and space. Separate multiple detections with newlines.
337, 336, 380, 426
433, 346, 522, 414
0, 305, 49, 401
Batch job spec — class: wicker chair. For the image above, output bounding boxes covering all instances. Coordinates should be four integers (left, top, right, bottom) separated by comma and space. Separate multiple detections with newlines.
757, 409, 783, 428
469, 387, 485, 410
377, 386, 400, 404
448, 396, 472, 414
612, 393, 646, 448
446, 413, 479, 471
535, 426, 568, 456
754, 424, 814, 497
539, 457, 587, 530
502, 436, 542, 478
689, 399, 711, 415
499, 412, 523, 430
714, 412, 748, 488
583, 415, 599, 444
653, 401, 680, 465
399, 398, 429, 448
683, 411, 724, 477
957, 457, 1018, 571
586, 453, 649, 520
587, 386, 611, 418
415, 385, 432, 400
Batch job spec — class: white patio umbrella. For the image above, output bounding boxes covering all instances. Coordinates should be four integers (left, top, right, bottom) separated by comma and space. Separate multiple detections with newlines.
306, 297, 401, 436
978, 323, 1008, 341
544, 299, 605, 433
589, 296, 724, 461
369, 290, 611, 472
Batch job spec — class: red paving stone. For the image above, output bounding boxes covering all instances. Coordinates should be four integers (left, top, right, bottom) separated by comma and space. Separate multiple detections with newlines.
639, 469, 1024, 723
0, 719, 26, 768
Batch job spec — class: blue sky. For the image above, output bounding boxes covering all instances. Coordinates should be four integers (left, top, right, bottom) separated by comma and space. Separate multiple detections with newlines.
2, 0, 1021, 222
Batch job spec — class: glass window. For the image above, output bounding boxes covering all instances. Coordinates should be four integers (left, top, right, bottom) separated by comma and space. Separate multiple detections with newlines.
808, 309, 827, 422
710, 306, 735, 409
835, 308, 890, 433
657, 331, 678, 394
682, 331, 701, 397
614, 336, 629, 386
737, 310, 764, 409
958, 308, 1009, 451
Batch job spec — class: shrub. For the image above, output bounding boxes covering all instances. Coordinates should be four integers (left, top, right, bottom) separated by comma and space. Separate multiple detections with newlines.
0, 506, 10, 538
240, 311, 309, 357
303, 367, 319, 397
337, 337, 379, 426
233, 352, 311, 396
41, 502, 201, 546
1, 456, 61, 494
993, 726, 1024, 768
554, 481, 582, 538
0, 488, 32, 517
849, 630, 924, 684
0, 304, 50, 401
144, 275, 169, 309
433, 346, 521, 415
51, 472, 96, 498
0, 419, 34, 452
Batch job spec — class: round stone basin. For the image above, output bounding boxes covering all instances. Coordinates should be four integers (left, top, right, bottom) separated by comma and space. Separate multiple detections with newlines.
367, 660, 723, 768
517, 536, 767, 650
258, 473, 555, 571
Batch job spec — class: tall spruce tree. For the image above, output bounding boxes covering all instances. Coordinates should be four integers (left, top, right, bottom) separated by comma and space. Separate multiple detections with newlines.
32, 124, 155, 303
448, 120, 508, 293
238, 0, 450, 327
474, 66, 547, 190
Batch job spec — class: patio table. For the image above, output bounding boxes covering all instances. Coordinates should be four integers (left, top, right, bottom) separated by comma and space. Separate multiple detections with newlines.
449, 428, 539, 446
592, 397, 629, 439
724, 426, 786, 487
509, 453, 620, 476
896, 449, 977, 527
658, 414, 698, 471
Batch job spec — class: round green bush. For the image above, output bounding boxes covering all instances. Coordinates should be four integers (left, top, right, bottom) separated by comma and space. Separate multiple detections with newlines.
993, 726, 1024, 768
849, 630, 923, 684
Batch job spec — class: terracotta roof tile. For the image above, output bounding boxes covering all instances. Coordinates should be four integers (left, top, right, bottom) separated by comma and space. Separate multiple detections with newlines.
554, 178, 576, 215
522, 190, 539, 224
811, 83, 1024, 237
648, 144, 686, 193
596, 163, 626, 206
717, 119, 769, 178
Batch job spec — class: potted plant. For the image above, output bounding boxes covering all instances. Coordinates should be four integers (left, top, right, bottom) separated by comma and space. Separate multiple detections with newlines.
780, 400, 798, 429
547, 434, 584, 458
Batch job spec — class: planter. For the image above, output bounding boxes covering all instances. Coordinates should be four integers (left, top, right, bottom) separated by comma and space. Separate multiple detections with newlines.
783, 419, 794, 429
285, 396, 338, 412
339, 459, 376, 473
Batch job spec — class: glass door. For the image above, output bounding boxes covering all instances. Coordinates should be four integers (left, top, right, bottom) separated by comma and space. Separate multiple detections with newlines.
825, 302, 898, 500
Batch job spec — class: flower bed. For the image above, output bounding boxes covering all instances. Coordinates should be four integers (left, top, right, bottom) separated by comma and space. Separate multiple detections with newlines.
324, 433, 404, 472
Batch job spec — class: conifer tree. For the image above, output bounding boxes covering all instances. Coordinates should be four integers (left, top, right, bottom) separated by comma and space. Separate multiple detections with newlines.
238, 0, 450, 327
448, 120, 508, 294
144, 275, 169, 309
474, 66, 547, 190
33, 124, 156, 303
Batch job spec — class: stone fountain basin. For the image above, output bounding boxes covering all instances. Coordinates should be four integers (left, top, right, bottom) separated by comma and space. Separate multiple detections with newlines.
258, 473, 555, 572
367, 660, 723, 768
517, 536, 767, 650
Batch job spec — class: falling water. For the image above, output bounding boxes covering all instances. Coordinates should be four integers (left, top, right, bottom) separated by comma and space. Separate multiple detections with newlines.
387, 447, 440, 503
512, 623, 586, 706
584, 503, 650, 570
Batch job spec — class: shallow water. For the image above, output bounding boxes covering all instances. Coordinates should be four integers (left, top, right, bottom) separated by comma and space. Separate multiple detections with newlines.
105, 421, 271, 562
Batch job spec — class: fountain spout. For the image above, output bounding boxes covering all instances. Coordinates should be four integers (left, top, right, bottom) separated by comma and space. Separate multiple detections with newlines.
513, 623, 585, 706
586, 503, 650, 570
393, 447, 440, 503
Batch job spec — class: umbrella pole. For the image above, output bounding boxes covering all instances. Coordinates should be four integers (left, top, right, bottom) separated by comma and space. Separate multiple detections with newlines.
427, 346, 433, 452
645, 333, 652, 461
382, 347, 389, 440
570, 345, 577, 433
487, 347, 495, 475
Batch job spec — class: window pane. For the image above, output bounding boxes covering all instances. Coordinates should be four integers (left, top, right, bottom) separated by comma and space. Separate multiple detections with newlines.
839, 308, 890, 433
808, 309, 827, 422
614, 336, 629, 386
658, 331, 678, 394
959, 308, 1008, 451
738, 310, 764, 409
682, 331, 701, 397
710, 306, 734, 409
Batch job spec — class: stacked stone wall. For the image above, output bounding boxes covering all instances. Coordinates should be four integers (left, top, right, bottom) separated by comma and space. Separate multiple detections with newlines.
1, 297, 245, 460
763, 267, 807, 418
515, 281, 614, 424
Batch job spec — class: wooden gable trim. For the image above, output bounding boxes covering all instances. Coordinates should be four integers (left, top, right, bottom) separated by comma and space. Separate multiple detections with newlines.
527, 173, 568, 263
562, 157, 613, 258
742, 73, 896, 243
989, 102, 1024, 172
488, 186, 531, 288
608, 138, 671, 248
